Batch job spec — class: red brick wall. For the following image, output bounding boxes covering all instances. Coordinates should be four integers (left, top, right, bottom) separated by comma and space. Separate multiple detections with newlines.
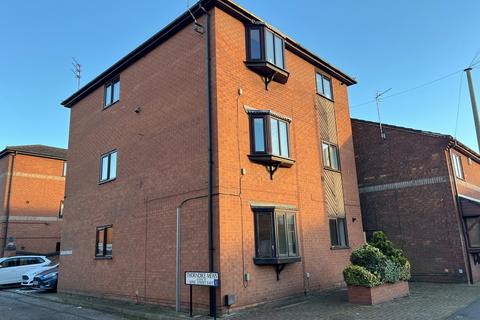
60, 5, 364, 312
1, 153, 65, 256
214, 7, 364, 309
352, 120, 469, 282
59, 14, 213, 309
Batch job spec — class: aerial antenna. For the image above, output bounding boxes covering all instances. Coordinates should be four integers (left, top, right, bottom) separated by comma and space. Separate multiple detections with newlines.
375, 88, 392, 140
71, 57, 81, 90
186, 0, 205, 34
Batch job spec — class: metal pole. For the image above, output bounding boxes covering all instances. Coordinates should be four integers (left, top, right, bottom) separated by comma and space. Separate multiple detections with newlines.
175, 207, 181, 312
189, 285, 193, 317
465, 68, 480, 151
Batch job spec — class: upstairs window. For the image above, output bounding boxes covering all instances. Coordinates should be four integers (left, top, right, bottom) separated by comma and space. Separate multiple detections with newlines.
252, 206, 300, 264
104, 78, 120, 108
316, 73, 333, 100
322, 142, 340, 171
246, 25, 289, 87
100, 150, 117, 183
249, 111, 291, 159
247, 26, 285, 69
62, 161, 67, 177
452, 153, 464, 180
95, 225, 113, 258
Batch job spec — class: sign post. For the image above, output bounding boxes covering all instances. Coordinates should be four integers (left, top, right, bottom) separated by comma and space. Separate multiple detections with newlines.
185, 271, 220, 319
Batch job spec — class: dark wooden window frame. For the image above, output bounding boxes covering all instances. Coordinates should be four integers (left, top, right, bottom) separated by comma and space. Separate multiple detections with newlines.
103, 78, 120, 109
245, 24, 289, 86
99, 150, 117, 184
316, 72, 334, 101
252, 206, 301, 266
329, 217, 349, 249
247, 110, 295, 168
322, 141, 341, 172
465, 216, 480, 249
95, 225, 113, 259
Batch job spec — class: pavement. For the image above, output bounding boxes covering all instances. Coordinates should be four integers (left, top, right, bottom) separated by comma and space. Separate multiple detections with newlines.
0, 289, 126, 320
1, 282, 480, 320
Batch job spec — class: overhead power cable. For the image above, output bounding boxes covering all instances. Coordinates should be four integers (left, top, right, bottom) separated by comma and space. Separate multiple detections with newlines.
351, 69, 464, 109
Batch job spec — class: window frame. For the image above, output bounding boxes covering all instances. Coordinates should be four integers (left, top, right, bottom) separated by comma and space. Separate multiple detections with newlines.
99, 150, 118, 184
103, 78, 120, 109
465, 216, 480, 249
329, 217, 349, 249
59, 200, 64, 219
316, 72, 334, 101
322, 141, 341, 171
252, 206, 300, 265
248, 112, 292, 160
452, 153, 465, 180
62, 161, 67, 177
95, 225, 113, 259
246, 25, 286, 70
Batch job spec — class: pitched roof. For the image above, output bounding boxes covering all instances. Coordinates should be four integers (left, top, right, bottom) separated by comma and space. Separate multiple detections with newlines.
0, 145, 67, 160
61, 0, 356, 108
351, 118, 480, 162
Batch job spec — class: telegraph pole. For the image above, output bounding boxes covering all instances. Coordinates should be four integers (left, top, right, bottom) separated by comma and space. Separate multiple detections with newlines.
465, 67, 480, 151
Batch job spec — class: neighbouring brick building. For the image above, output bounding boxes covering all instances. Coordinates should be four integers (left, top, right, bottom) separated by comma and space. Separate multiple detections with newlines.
0, 145, 67, 257
59, 0, 365, 313
352, 119, 480, 283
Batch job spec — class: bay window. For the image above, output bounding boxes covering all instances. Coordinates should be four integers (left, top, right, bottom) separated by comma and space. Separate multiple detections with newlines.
248, 110, 294, 168
245, 24, 289, 86
252, 206, 300, 265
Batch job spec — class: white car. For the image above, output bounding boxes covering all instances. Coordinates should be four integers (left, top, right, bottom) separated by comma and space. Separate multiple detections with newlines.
0, 256, 51, 286
21, 263, 58, 287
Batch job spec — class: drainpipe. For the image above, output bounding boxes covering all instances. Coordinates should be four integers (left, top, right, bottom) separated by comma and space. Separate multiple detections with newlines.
203, 9, 216, 318
175, 4, 215, 316
3, 152, 15, 256
448, 146, 474, 284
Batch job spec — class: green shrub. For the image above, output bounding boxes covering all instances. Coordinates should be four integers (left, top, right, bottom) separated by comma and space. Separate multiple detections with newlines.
370, 231, 408, 266
399, 261, 411, 281
350, 244, 387, 277
382, 260, 401, 283
343, 265, 382, 288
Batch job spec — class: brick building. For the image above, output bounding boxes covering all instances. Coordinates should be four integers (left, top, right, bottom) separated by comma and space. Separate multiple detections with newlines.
0, 145, 67, 257
352, 119, 480, 283
59, 0, 365, 312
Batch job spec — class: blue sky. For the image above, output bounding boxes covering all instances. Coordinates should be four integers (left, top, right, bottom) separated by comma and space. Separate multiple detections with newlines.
1, 0, 479, 151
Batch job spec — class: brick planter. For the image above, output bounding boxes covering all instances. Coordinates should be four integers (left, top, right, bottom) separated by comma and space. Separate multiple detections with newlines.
347, 281, 409, 305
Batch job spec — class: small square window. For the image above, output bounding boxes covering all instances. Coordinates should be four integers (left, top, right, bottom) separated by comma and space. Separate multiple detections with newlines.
104, 79, 120, 108
322, 142, 340, 171
100, 150, 117, 183
316, 73, 333, 100
329, 218, 348, 248
96, 225, 113, 257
